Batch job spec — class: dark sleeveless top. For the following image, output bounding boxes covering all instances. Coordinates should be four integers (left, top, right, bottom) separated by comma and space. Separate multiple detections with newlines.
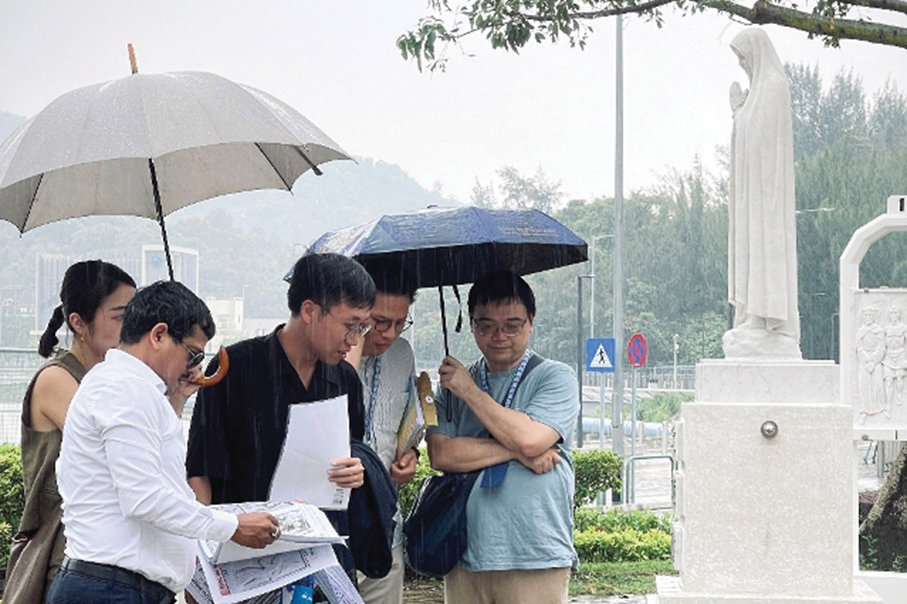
18, 349, 87, 580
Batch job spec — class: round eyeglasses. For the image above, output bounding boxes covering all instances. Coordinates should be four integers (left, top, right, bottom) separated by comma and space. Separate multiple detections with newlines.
322, 307, 373, 341
371, 316, 413, 334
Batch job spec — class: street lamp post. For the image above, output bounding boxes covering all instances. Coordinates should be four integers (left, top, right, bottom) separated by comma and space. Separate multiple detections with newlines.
576, 274, 594, 449
589, 234, 613, 338
673, 333, 679, 388
612, 11, 626, 464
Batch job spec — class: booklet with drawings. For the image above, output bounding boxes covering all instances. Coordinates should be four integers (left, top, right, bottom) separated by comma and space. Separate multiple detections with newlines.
190, 501, 362, 604
199, 501, 345, 565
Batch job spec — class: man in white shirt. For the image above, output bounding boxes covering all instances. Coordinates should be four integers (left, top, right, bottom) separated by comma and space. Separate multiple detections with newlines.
352, 260, 420, 604
48, 281, 280, 604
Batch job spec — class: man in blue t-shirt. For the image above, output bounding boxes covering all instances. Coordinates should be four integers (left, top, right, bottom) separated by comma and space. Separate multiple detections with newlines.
428, 270, 579, 604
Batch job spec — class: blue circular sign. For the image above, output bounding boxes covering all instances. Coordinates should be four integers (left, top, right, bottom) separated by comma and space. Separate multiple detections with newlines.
627, 333, 648, 368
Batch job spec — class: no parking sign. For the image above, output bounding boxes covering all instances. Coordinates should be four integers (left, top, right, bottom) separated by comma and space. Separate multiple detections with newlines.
627, 333, 648, 368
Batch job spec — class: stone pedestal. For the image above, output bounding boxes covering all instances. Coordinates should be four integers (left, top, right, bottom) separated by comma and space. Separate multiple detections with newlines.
656, 360, 881, 604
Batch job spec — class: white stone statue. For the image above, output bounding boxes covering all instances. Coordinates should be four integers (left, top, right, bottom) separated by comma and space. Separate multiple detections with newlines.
882, 305, 907, 407
856, 305, 887, 423
723, 28, 802, 359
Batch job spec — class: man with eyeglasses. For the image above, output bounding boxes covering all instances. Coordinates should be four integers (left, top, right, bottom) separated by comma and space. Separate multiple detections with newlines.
50, 281, 279, 604
186, 253, 377, 579
347, 259, 420, 604
428, 270, 579, 604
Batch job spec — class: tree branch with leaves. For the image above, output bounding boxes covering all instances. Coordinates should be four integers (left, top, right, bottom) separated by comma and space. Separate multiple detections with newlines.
397, 0, 907, 71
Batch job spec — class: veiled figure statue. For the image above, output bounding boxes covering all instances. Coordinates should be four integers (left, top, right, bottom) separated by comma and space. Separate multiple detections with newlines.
723, 28, 802, 359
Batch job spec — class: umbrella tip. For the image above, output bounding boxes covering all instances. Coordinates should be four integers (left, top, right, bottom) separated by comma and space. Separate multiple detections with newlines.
127, 43, 138, 74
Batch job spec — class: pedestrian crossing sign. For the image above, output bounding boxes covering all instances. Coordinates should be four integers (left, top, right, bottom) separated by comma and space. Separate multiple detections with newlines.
586, 338, 616, 373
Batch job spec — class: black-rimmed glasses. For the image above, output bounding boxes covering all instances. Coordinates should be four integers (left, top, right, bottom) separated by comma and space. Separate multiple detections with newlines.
471, 318, 528, 338
371, 315, 413, 334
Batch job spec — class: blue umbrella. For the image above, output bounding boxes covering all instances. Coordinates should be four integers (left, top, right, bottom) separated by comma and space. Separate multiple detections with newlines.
301, 206, 588, 354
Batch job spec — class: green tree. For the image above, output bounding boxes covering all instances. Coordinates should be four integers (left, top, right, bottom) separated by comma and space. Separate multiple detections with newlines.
398, 0, 907, 72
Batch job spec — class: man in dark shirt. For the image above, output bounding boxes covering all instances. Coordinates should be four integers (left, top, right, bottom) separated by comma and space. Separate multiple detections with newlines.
186, 253, 376, 504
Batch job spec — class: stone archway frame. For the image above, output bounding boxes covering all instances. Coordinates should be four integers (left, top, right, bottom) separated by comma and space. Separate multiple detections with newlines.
841, 196, 907, 440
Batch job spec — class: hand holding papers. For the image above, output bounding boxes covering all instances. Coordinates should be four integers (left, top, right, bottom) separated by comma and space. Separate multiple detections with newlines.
190, 502, 361, 604
200, 502, 344, 564
269, 395, 352, 509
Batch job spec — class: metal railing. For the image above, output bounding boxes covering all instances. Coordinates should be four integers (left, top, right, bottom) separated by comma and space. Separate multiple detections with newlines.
622, 454, 676, 505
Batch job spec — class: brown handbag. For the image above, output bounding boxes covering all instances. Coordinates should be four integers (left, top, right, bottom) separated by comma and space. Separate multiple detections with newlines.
4, 507, 63, 604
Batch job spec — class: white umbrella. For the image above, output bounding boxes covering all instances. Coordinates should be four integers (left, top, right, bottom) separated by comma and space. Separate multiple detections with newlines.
0, 67, 350, 279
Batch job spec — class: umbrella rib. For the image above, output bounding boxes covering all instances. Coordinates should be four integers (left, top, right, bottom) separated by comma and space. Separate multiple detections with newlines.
20, 173, 44, 231
294, 146, 323, 177
254, 143, 294, 191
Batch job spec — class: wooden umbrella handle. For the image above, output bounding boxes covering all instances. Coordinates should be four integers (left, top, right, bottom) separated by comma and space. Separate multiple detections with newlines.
192, 346, 229, 387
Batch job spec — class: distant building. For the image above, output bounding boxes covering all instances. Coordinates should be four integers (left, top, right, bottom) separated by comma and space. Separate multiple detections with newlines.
243, 318, 283, 338
35, 253, 140, 333
205, 297, 244, 336
141, 245, 199, 292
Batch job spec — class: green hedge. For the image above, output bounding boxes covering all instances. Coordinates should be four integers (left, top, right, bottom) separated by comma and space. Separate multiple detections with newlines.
575, 507, 672, 533
575, 527, 672, 563
0, 443, 24, 569
573, 508, 673, 563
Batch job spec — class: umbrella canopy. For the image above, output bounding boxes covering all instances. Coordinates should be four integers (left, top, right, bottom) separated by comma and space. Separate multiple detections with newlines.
0, 70, 350, 278
306, 206, 587, 287
303, 206, 588, 354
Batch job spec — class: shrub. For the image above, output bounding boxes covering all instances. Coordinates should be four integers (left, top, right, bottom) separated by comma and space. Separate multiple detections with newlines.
0, 443, 24, 568
573, 508, 673, 563
573, 449, 622, 510
575, 507, 672, 533
574, 527, 672, 562
636, 392, 690, 423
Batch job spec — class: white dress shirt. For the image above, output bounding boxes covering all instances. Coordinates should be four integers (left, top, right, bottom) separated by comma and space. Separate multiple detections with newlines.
358, 337, 417, 549
58, 349, 238, 593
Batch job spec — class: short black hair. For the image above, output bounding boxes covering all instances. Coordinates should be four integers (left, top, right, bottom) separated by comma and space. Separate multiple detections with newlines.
287, 253, 376, 315
467, 270, 536, 318
120, 281, 215, 344
361, 257, 418, 302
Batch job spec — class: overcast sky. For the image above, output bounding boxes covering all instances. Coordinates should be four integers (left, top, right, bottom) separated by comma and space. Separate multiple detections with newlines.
2, 1, 906, 205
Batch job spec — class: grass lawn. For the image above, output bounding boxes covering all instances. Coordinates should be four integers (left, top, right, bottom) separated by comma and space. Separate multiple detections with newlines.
403, 560, 677, 602
569, 560, 677, 597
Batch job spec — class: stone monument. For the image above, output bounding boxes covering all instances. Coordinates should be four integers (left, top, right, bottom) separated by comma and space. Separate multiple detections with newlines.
657, 28, 880, 604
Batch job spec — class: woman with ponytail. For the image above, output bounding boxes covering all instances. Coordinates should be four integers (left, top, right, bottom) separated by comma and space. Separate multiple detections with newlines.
4, 260, 135, 604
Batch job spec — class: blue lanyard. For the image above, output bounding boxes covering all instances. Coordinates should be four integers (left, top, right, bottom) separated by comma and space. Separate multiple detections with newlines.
365, 356, 381, 444
478, 350, 532, 488
478, 349, 532, 409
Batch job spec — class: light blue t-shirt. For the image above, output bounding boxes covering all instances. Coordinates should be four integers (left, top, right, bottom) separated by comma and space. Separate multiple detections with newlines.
429, 356, 579, 571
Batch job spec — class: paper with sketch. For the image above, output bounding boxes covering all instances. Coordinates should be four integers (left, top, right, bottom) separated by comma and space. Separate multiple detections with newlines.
199, 501, 344, 564
191, 544, 338, 604
313, 565, 366, 604
269, 395, 351, 509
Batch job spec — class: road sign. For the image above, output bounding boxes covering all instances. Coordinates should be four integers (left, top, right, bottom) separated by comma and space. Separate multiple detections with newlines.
627, 333, 648, 368
586, 338, 616, 373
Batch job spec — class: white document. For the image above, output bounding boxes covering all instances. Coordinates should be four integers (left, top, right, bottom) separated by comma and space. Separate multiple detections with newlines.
194, 544, 339, 604
270, 395, 351, 509
199, 501, 345, 564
